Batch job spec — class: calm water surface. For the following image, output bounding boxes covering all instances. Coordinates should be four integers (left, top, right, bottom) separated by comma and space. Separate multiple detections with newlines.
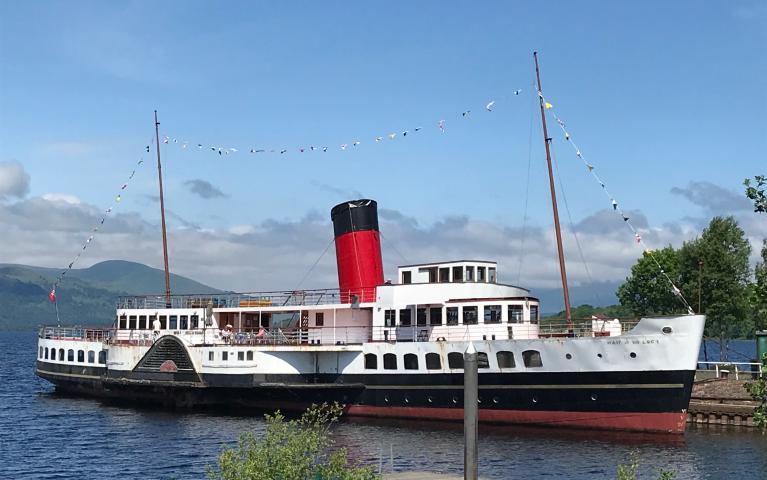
2, 332, 766, 479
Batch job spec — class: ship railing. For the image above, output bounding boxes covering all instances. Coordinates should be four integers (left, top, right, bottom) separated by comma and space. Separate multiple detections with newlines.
696, 361, 764, 380
38, 326, 109, 342
115, 287, 377, 310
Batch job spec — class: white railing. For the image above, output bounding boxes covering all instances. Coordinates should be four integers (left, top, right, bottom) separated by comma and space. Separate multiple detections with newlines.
697, 361, 764, 379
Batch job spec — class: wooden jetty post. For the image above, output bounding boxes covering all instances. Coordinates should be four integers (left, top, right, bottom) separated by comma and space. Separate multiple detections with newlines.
464, 342, 478, 480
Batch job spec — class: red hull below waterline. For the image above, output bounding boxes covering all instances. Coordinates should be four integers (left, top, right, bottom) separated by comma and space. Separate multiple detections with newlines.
346, 405, 687, 433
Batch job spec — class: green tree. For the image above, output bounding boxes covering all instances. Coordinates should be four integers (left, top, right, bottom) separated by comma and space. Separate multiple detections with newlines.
617, 247, 685, 316
207, 403, 379, 480
678, 217, 752, 356
744, 175, 767, 213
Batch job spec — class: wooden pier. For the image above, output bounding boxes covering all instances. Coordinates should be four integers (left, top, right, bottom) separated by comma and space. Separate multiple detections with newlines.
687, 377, 759, 427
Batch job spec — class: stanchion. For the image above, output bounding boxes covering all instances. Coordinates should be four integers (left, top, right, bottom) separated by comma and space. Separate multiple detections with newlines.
464, 342, 478, 480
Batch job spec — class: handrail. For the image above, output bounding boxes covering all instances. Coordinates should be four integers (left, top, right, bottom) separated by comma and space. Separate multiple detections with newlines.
697, 361, 764, 379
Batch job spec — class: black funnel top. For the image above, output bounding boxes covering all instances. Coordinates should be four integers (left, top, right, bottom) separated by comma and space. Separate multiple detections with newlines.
330, 199, 379, 237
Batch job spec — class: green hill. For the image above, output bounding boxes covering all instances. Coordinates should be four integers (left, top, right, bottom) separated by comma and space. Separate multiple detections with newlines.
0, 261, 221, 331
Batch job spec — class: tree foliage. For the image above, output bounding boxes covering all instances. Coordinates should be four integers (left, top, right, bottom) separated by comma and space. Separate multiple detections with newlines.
207, 403, 379, 480
617, 247, 685, 317
752, 240, 767, 332
744, 175, 767, 214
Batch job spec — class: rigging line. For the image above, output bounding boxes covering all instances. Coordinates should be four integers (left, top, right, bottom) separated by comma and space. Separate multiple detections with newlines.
551, 146, 602, 306
292, 236, 336, 292
379, 230, 410, 266
517, 83, 536, 285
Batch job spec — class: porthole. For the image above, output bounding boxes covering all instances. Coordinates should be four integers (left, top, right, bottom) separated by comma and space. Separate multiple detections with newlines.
597, 353, 603, 359
492, 396, 500, 404
532, 395, 538, 404
477, 397, 482, 404
591, 393, 598, 401
662, 326, 673, 334
565, 353, 572, 360
452, 396, 459, 404
404, 395, 410, 404
384, 395, 389, 403
427, 395, 433, 404
630, 352, 637, 359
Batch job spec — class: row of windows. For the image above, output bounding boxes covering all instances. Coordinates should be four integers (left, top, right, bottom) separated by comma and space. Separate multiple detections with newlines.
39, 346, 106, 364
364, 349, 542, 370
402, 265, 497, 284
208, 350, 255, 362
117, 314, 200, 331
384, 305, 538, 327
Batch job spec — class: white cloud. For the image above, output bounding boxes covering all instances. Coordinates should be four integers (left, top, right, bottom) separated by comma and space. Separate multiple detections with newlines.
0, 161, 31, 200
42, 193, 81, 205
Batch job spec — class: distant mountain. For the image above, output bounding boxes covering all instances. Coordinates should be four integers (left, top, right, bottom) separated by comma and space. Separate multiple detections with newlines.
0, 261, 221, 331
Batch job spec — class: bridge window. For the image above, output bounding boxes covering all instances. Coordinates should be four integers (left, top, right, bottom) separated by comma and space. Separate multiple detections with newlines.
208, 351, 214, 361
88, 351, 95, 363
237, 351, 244, 361
484, 305, 502, 324
489, 267, 497, 283
399, 308, 412, 327
425, 353, 441, 370
77, 350, 84, 362
67, 349, 74, 362
39, 346, 43, 358
247, 351, 254, 361
190, 314, 199, 329
402, 271, 412, 284
465, 266, 475, 282
365, 353, 378, 369
448, 352, 464, 369
446, 307, 459, 326
417, 308, 427, 326
462, 306, 478, 325
59, 348, 64, 361
477, 267, 486, 282
383, 353, 397, 370
404, 353, 419, 370
315, 312, 324, 327
508, 305, 523, 323
129, 316, 137, 329
98, 351, 107, 364
429, 307, 442, 326
45, 347, 49, 359
159, 315, 167, 330
384, 310, 395, 327
477, 352, 490, 369
179, 315, 188, 330
439, 267, 450, 283
497, 351, 516, 368
169, 315, 178, 330
119, 315, 127, 329
452, 266, 463, 282
523, 350, 543, 368
50, 348, 56, 360
530, 306, 539, 324
222, 351, 228, 361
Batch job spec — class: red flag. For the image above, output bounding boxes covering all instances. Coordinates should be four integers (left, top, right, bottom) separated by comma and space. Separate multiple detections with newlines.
49, 289, 56, 302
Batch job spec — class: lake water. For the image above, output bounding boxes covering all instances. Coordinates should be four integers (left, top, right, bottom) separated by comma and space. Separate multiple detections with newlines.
2, 331, 766, 479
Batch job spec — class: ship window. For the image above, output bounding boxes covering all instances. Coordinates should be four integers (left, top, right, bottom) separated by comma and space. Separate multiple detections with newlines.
67, 349, 74, 362
425, 353, 441, 370
159, 315, 167, 330
484, 305, 502, 324
523, 350, 543, 368
138, 315, 146, 330
446, 307, 459, 326
169, 315, 178, 330
402, 271, 412, 284
404, 353, 419, 370
383, 353, 397, 370
384, 310, 395, 327
439, 267, 450, 283
497, 351, 516, 369
477, 267, 486, 282
399, 308, 412, 327
45, 347, 49, 359
477, 352, 490, 369
364, 353, 378, 369
238, 351, 244, 361
119, 315, 127, 329
180, 315, 188, 330
222, 351, 228, 361
489, 267, 497, 283
39, 346, 43, 358
429, 307, 442, 326
59, 348, 65, 361
88, 351, 95, 363
149, 315, 157, 330
465, 266, 475, 282
420, 267, 437, 283
247, 351, 253, 361
452, 266, 463, 282
448, 352, 464, 369
50, 348, 55, 360
530, 305, 539, 324
315, 312, 324, 327
208, 351, 214, 361
98, 351, 106, 364
462, 306, 478, 325
129, 316, 137, 329
77, 350, 84, 362
416, 308, 427, 326
190, 314, 199, 329
508, 305, 523, 323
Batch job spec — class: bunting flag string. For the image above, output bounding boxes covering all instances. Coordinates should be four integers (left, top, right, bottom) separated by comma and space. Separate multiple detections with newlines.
155, 91, 525, 158
539, 92, 695, 315
49, 158, 146, 302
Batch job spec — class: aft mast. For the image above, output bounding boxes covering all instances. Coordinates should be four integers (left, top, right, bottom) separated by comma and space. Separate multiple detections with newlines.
533, 52, 573, 330
154, 110, 173, 306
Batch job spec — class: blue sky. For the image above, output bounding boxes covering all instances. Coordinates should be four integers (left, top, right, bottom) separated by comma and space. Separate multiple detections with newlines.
1, 1, 766, 300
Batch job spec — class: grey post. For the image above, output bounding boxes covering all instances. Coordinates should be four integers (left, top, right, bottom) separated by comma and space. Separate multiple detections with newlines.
464, 342, 478, 480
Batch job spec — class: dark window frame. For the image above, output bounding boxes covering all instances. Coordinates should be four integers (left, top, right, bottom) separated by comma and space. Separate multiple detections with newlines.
315, 312, 324, 327
508, 305, 523, 324
446, 307, 459, 326
364, 353, 378, 369
399, 308, 412, 327
523, 350, 543, 367
403, 353, 419, 370
425, 352, 441, 370
384, 310, 396, 327
447, 352, 464, 369
429, 307, 442, 326
477, 352, 489, 369
402, 271, 412, 284
383, 353, 397, 370
497, 351, 515, 368
416, 308, 427, 326
484, 305, 502, 324
462, 306, 478, 325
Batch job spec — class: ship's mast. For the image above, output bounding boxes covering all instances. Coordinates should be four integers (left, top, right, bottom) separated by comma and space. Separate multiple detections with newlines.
154, 110, 172, 306
533, 52, 573, 330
